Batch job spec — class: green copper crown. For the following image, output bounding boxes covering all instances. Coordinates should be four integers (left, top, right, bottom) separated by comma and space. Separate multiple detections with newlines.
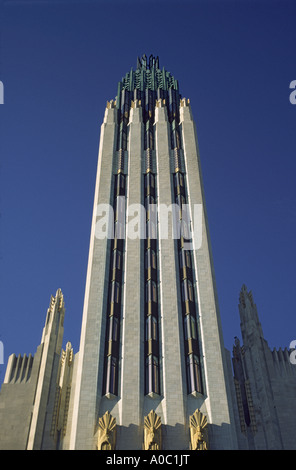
117, 54, 179, 95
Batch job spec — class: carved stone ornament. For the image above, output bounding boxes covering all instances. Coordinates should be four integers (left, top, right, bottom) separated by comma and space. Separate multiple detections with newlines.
97, 411, 116, 450
189, 409, 209, 450
106, 99, 116, 109
143, 410, 162, 450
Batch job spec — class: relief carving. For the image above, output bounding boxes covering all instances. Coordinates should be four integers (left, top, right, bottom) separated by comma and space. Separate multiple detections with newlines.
97, 411, 116, 450
189, 409, 209, 450
144, 410, 161, 450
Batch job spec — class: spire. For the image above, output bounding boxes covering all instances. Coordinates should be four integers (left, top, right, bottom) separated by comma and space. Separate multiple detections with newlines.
238, 284, 264, 344
239, 284, 254, 308
137, 54, 159, 70
27, 288, 66, 449
41, 288, 65, 347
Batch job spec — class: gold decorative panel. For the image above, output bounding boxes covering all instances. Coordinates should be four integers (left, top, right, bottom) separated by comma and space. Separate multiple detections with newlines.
97, 411, 116, 450
143, 410, 162, 450
189, 409, 209, 450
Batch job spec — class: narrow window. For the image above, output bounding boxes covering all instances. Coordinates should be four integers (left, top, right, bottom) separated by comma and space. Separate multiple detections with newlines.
120, 173, 125, 189
188, 279, 194, 302
145, 355, 152, 393
145, 173, 154, 191
116, 251, 122, 270
112, 316, 119, 341
180, 249, 191, 270
179, 172, 184, 187
145, 249, 156, 271
150, 173, 155, 189
145, 355, 159, 395
193, 355, 202, 393
145, 195, 155, 223
186, 354, 195, 394
190, 315, 197, 340
110, 281, 120, 304
145, 315, 158, 342
112, 250, 122, 271
115, 173, 125, 196
174, 172, 184, 191
152, 315, 158, 341
184, 315, 190, 340
185, 250, 191, 268
108, 316, 113, 342
146, 280, 157, 303
186, 354, 202, 394
184, 314, 197, 340
152, 281, 157, 303
106, 356, 118, 395
146, 282, 150, 303
146, 315, 151, 340
153, 356, 159, 394
151, 250, 156, 270
182, 280, 189, 302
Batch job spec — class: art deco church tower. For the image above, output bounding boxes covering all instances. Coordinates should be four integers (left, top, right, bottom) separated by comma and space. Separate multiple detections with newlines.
68, 55, 237, 450
0, 55, 239, 450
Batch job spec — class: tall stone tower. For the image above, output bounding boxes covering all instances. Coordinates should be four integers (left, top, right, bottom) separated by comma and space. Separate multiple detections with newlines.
232, 285, 296, 450
68, 55, 238, 450
3, 56, 296, 451
0, 289, 74, 450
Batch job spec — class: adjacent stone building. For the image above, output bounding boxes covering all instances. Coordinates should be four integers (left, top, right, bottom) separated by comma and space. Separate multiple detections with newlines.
0, 56, 295, 450
231, 285, 296, 449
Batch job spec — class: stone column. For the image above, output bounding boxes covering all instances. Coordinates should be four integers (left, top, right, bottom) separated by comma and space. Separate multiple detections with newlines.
119, 100, 145, 449
155, 100, 187, 449
69, 104, 118, 450
180, 99, 237, 449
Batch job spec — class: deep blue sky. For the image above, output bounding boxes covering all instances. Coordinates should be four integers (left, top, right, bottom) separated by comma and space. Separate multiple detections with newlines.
1, 0, 296, 383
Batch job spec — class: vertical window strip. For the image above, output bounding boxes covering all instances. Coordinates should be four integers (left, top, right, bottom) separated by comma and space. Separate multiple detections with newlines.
144, 171, 160, 396
102, 172, 126, 397
168, 90, 203, 395
103, 93, 132, 396
175, 173, 203, 395
144, 89, 160, 396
